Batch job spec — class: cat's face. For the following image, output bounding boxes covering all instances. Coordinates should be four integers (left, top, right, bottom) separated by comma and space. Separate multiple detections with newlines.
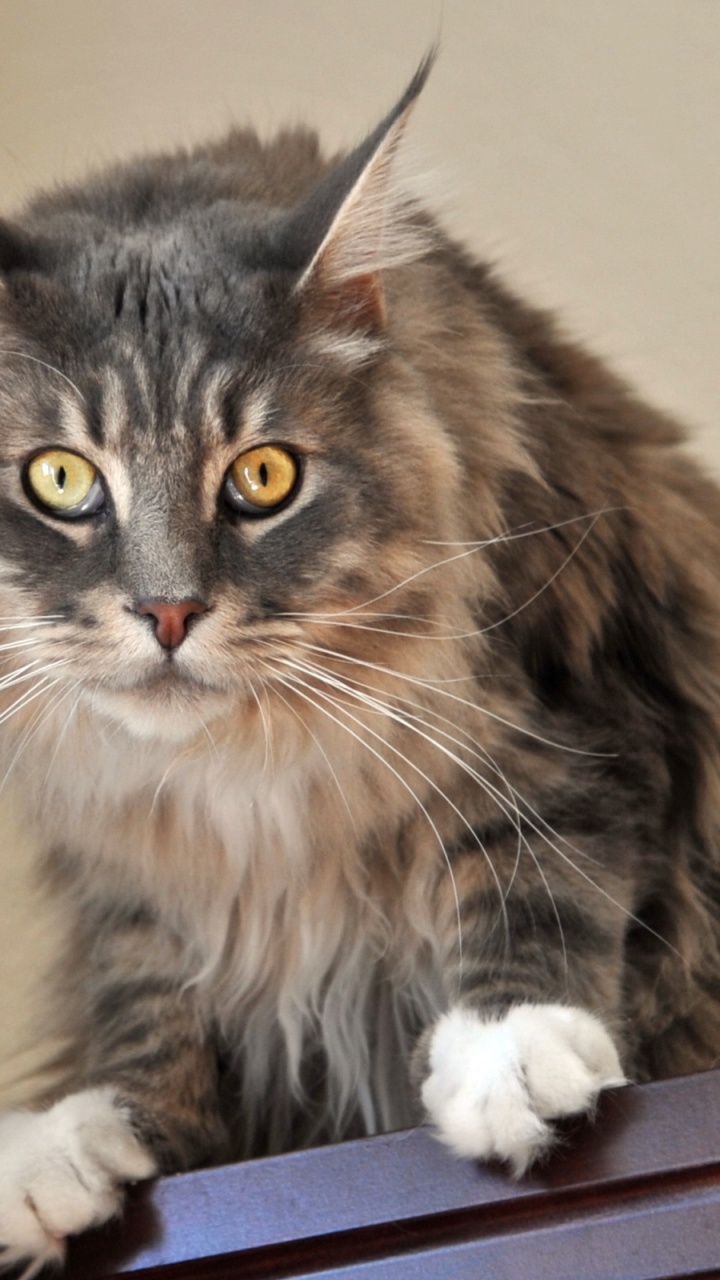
0, 247, 458, 746
0, 77, 469, 748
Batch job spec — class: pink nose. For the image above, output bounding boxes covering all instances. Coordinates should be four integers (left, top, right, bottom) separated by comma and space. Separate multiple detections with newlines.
135, 599, 207, 651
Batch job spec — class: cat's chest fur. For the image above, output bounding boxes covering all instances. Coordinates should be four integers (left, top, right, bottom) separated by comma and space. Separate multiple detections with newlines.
14, 696, 437, 1008
11, 698, 444, 1138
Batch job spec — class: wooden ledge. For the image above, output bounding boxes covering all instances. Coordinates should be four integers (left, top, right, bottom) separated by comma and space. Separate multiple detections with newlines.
64, 1069, 720, 1279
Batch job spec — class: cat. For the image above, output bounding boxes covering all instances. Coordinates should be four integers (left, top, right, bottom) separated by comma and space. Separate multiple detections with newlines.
1, 51, 720, 1275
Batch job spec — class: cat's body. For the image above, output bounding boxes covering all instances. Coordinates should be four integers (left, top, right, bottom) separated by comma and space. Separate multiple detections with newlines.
1, 58, 720, 1273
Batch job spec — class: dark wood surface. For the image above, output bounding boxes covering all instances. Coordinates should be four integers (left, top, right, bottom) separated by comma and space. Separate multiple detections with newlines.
63, 1069, 720, 1279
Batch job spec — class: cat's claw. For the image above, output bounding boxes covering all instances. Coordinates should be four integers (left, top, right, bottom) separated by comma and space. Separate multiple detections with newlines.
0, 1087, 157, 1276
421, 1003, 627, 1175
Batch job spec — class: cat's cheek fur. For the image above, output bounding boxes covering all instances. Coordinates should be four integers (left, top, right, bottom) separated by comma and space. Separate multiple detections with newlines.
0, 1088, 157, 1275
420, 1004, 627, 1175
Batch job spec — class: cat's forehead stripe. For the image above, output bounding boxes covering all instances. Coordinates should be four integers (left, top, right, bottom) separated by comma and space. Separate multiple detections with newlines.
198, 366, 238, 446
99, 369, 131, 447
203, 382, 274, 447
177, 347, 207, 399
242, 389, 274, 440
131, 361, 154, 424
58, 398, 93, 451
100, 454, 133, 524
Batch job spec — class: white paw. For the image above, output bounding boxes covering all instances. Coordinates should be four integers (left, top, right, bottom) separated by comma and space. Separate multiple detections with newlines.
421, 1003, 627, 1175
0, 1087, 157, 1277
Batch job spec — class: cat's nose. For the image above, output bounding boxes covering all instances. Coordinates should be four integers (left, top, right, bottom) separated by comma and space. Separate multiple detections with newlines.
134, 598, 208, 651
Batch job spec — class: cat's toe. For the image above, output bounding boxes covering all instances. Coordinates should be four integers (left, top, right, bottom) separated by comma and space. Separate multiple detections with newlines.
421, 1003, 626, 1175
0, 1087, 157, 1275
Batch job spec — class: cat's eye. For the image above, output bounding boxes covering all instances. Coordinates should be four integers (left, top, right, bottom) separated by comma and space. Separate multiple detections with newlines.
25, 449, 105, 518
225, 445, 299, 515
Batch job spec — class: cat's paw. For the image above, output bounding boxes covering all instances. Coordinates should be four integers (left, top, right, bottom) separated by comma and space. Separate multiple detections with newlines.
0, 1087, 157, 1277
421, 1003, 626, 1176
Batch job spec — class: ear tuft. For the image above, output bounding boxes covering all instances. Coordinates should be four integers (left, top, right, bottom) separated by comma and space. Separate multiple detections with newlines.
288, 51, 437, 331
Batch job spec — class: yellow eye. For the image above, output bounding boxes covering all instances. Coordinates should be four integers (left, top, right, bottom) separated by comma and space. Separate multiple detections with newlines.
26, 449, 103, 517
226, 445, 299, 514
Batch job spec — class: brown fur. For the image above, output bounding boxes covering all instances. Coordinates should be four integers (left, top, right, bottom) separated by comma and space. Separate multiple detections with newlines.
1, 61, 720, 1189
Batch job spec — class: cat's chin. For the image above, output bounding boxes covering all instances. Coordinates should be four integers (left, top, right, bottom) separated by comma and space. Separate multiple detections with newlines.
87, 684, 232, 744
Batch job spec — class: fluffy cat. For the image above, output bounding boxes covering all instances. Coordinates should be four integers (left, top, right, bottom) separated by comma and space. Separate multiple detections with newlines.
1, 54, 719, 1274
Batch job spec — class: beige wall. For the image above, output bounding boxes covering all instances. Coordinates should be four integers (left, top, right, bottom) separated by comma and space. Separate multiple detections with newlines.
0, 0, 718, 1083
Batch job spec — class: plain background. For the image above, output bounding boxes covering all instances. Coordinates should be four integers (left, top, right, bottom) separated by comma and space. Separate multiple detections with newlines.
0, 0, 718, 1095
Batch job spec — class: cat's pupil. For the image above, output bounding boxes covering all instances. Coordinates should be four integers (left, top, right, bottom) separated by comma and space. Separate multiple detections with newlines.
57, 467, 67, 490
259, 463, 268, 487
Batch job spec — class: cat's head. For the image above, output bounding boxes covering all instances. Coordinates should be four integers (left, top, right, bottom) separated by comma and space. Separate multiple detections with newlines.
0, 56, 490, 748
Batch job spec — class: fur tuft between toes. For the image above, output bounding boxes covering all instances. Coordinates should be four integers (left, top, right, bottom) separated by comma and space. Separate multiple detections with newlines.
0, 1087, 157, 1277
421, 1002, 627, 1175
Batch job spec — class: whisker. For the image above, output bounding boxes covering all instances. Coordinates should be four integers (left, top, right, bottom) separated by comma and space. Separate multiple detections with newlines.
264, 672, 360, 839
270, 652, 678, 964
283, 510, 612, 647
285, 508, 620, 625
269, 665, 466, 987
271, 656, 527, 937
292, 639, 614, 759
194, 712, 221, 761
273, 661, 532, 980
279, 617, 481, 642
0, 347, 87, 404
0, 679, 80, 796
300, 541, 496, 617
39, 683, 84, 789
0, 617, 63, 629
249, 683, 274, 776
0, 638, 52, 655
149, 756, 183, 816
421, 507, 624, 549
272, 630, 498, 685
268, 649, 633, 969
478, 510, 606, 637
307, 659, 604, 871
0, 668, 70, 730
0, 657, 67, 692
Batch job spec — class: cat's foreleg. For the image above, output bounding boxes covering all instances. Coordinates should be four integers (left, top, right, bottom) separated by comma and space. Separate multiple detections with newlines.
417, 849, 628, 1174
0, 903, 227, 1275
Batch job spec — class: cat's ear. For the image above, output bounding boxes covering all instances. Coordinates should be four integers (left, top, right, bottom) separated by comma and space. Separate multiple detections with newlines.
284, 52, 435, 332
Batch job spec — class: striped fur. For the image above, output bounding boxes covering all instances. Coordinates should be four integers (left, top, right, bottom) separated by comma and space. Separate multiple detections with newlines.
1, 57, 720, 1270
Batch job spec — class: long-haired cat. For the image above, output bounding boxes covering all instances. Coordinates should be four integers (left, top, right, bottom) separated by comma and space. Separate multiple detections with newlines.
1, 55, 719, 1275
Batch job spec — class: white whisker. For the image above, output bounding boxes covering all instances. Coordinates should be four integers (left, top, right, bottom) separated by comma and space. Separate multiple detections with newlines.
478, 511, 606, 637
294, 640, 614, 759
249, 683, 274, 775
0, 638, 50, 655
0, 614, 63, 623
0, 658, 69, 695
269, 664, 465, 988
270, 655, 527, 943
268, 650, 677, 964
282, 508, 619, 627
0, 347, 86, 404
39, 684, 84, 788
0, 679, 81, 796
421, 507, 624, 549
264, 672, 360, 839
282, 510, 612, 648
0, 667, 70, 730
